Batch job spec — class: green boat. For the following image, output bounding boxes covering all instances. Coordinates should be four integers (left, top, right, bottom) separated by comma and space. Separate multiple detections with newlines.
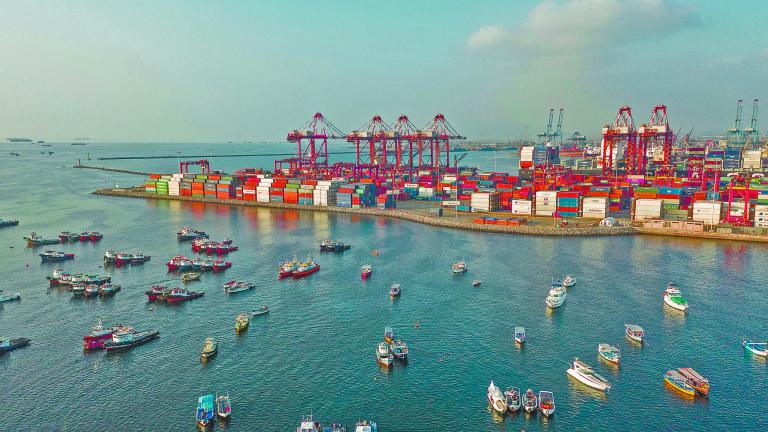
663, 282, 689, 312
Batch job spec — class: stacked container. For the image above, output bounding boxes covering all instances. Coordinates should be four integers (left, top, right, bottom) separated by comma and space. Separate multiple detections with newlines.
582, 197, 608, 218
742, 150, 762, 170
556, 191, 580, 217
535, 191, 557, 216
754, 205, 768, 228
691, 201, 721, 224
510, 199, 532, 215
470, 193, 499, 212
633, 199, 664, 220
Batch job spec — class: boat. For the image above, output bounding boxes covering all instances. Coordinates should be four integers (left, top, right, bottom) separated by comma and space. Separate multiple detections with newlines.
297, 415, 322, 432
504, 387, 522, 413
107, 251, 151, 267
235, 313, 249, 332
24, 232, 60, 247
177, 226, 208, 241
452, 260, 467, 274
383, 327, 394, 344
0, 337, 30, 354
293, 259, 319, 279
79, 232, 90, 242
376, 342, 393, 368
361, 264, 372, 279
472, 279, 481, 287
205, 241, 238, 256
196, 394, 215, 429
514, 327, 525, 344
71, 284, 85, 296
278, 259, 299, 279
522, 389, 537, 414
104, 329, 159, 352
0, 290, 21, 303
88, 232, 103, 242
354, 420, 377, 432
130, 252, 151, 264
58, 231, 80, 242
145, 284, 169, 302
167, 256, 193, 271
201, 337, 218, 360
99, 282, 121, 297
678, 368, 709, 397
545, 283, 567, 308
742, 339, 768, 357
562, 274, 576, 287
83, 284, 101, 298
538, 391, 555, 417
39, 250, 75, 262
663, 282, 689, 312
625, 324, 645, 343
215, 393, 232, 420
83, 320, 132, 351
389, 283, 401, 298
664, 370, 696, 397
323, 424, 347, 432
0, 218, 19, 228
598, 343, 621, 365
199, 259, 214, 272
211, 259, 231, 273
487, 380, 508, 414
251, 304, 270, 316
390, 338, 409, 361
567, 358, 612, 391
320, 239, 351, 252
223, 280, 254, 293
166, 287, 205, 303
181, 272, 201, 283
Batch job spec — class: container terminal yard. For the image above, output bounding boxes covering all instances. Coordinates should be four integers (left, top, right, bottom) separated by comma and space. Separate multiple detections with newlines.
92, 102, 768, 242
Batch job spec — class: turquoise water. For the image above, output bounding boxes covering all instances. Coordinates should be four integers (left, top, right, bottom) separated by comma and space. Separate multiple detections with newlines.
1, 142, 767, 431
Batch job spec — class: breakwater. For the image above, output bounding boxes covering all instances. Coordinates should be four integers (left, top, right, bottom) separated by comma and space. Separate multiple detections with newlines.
96, 151, 356, 161
74, 164, 152, 176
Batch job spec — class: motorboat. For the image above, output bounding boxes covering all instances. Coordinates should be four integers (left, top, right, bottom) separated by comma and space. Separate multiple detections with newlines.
390, 339, 409, 361
166, 288, 205, 303
166, 256, 192, 271
0, 218, 19, 228
625, 324, 645, 343
504, 387, 521, 413
562, 274, 576, 287
181, 272, 201, 283
567, 358, 611, 392
0, 337, 30, 354
223, 280, 254, 293
486, 380, 508, 414
83, 320, 132, 351
83, 284, 101, 298
252, 305, 270, 316
178, 226, 208, 241
664, 370, 696, 398
296, 415, 321, 432
39, 250, 75, 262
389, 283, 401, 298
211, 259, 232, 273
88, 232, 103, 242
98, 283, 121, 297
201, 337, 218, 360
538, 391, 555, 417
196, 394, 215, 429
742, 339, 767, 357
384, 327, 394, 344
104, 329, 159, 352
376, 342, 393, 368
323, 423, 347, 432
545, 284, 567, 308
514, 327, 525, 344
0, 290, 21, 303
320, 239, 351, 252
522, 389, 537, 414
663, 282, 689, 312
472, 280, 481, 287
598, 343, 621, 365
71, 284, 85, 296
235, 313, 249, 333
145, 284, 169, 302
451, 260, 467, 274
361, 264, 372, 279
678, 368, 709, 397
215, 393, 232, 419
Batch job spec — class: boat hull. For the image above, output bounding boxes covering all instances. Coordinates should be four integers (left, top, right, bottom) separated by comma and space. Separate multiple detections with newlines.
567, 368, 610, 391
293, 265, 319, 279
104, 331, 159, 352
664, 377, 695, 397
664, 296, 688, 311
487, 395, 507, 414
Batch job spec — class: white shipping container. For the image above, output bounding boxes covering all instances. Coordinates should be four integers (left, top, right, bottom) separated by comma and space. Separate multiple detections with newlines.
256, 196, 270, 203
535, 209, 555, 216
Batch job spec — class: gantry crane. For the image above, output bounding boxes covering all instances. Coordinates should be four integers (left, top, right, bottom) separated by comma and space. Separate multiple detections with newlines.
279, 112, 345, 176
744, 99, 760, 149
601, 106, 637, 175
726, 99, 745, 149
636, 105, 674, 175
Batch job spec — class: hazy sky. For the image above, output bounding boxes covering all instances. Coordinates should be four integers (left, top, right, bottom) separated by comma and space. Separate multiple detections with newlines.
1, 0, 766, 142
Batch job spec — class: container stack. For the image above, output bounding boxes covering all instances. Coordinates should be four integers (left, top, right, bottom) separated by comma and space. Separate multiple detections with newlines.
633, 199, 664, 220
470, 192, 499, 212
535, 191, 557, 216
742, 150, 762, 170
754, 205, 768, 228
520, 146, 534, 169
510, 199, 532, 215
582, 197, 608, 218
691, 201, 721, 224
556, 191, 580, 218
724, 148, 742, 171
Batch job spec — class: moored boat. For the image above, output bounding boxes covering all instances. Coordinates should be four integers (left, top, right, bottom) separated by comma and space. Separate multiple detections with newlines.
451, 260, 467, 274
196, 394, 215, 429
522, 389, 537, 414
664, 370, 696, 397
252, 304, 270, 316
99, 282, 121, 297
389, 283, 401, 298
545, 283, 567, 309
83, 284, 101, 298
278, 259, 299, 279
88, 232, 103, 242
211, 259, 231, 273
39, 250, 75, 262
567, 358, 611, 392
514, 327, 525, 344
384, 327, 394, 344
83, 320, 132, 351
663, 282, 689, 312
235, 313, 249, 332
741, 339, 767, 357
361, 264, 372, 279
562, 274, 576, 287
320, 239, 351, 252
223, 280, 254, 293
598, 343, 621, 365
538, 391, 555, 417
215, 393, 232, 420
0, 218, 19, 228
376, 342, 393, 368
487, 380, 508, 414
178, 226, 208, 241
0, 290, 21, 303
71, 284, 85, 296
390, 338, 409, 361
0, 337, 30, 354
79, 232, 90, 242
625, 324, 645, 343
181, 272, 201, 283
166, 256, 192, 271
504, 387, 522, 413
24, 232, 60, 247
201, 337, 218, 360
104, 329, 159, 352
293, 259, 319, 279
145, 284, 169, 302
354, 420, 377, 432
166, 287, 205, 303
59, 231, 78, 242
297, 415, 321, 432
678, 368, 709, 397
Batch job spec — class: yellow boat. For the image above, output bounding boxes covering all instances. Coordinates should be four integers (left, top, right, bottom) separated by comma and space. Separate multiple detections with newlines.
235, 313, 249, 333
664, 370, 695, 397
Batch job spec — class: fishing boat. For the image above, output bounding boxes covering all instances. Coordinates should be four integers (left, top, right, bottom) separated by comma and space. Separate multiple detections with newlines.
0, 218, 19, 228
0, 290, 21, 303
71, 284, 85, 296
0, 337, 30, 354
83, 320, 132, 351
24, 232, 60, 247
235, 313, 249, 332
88, 232, 103, 242
538, 391, 555, 417
522, 389, 537, 414
212, 259, 231, 273
130, 252, 151, 264
201, 337, 218, 360
625, 324, 645, 343
215, 393, 232, 419
167, 256, 192, 271
223, 280, 254, 293
196, 394, 215, 429
514, 327, 526, 344
389, 283, 401, 298
376, 342, 393, 368
181, 272, 201, 283
206, 241, 238, 256
598, 343, 621, 365
199, 259, 214, 272
99, 283, 121, 297
562, 274, 576, 287
252, 304, 270, 316
504, 387, 522, 413
145, 285, 169, 302
384, 327, 394, 344
83, 284, 101, 298
487, 380, 508, 414
354, 420, 377, 432
664, 370, 696, 397
678, 368, 709, 397
296, 415, 322, 432
545, 284, 567, 308
59, 231, 77, 242
320, 239, 351, 252
177, 226, 208, 241
663, 282, 689, 312
293, 259, 319, 279
361, 264, 372, 279
278, 259, 299, 279
79, 232, 90, 242
39, 250, 75, 262
742, 339, 768, 357
104, 329, 159, 352
166, 287, 205, 303
452, 260, 467, 274
390, 338, 409, 360
567, 358, 612, 391
472, 279, 481, 287
323, 424, 347, 432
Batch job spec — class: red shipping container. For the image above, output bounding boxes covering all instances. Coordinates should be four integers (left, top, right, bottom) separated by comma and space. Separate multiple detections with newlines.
557, 191, 581, 198
556, 206, 580, 213
243, 193, 256, 201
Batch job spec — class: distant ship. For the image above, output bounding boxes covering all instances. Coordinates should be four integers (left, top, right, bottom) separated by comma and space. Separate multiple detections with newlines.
6, 138, 33, 143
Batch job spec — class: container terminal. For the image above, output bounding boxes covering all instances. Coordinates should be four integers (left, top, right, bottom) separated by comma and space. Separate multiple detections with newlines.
93, 102, 768, 241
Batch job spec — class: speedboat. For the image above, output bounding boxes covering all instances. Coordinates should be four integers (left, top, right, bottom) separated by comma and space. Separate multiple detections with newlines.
742, 339, 768, 357
514, 327, 525, 344
625, 324, 645, 343
504, 387, 521, 413
389, 283, 401, 298
361, 264, 372, 280
293, 260, 319, 279
196, 394, 215, 429
297, 415, 321, 432
0, 337, 30, 354
545, 284, 567, 308
678, 368, 709, 397
201, 337, 218, 360
664, 370, 696, 398
538, 391, 555, 417
376, 342, 393, 368
223, 280, 254, 293
0, 290, 21, 303
562, 274, 576, 287
598, 343, 621, 365
278, 259, 299, 279
104, 329, 159, 352
663, 282, 689, 312
354, 420, 377, 432
251, 304, 270, 316
39, 250, 75, 262
452, 260, 467, 274
235, 313, 249, 333
215, 393, 232, 420
522, 389, 537, 414
487, 380, 508, 414
567, 358, 611, 391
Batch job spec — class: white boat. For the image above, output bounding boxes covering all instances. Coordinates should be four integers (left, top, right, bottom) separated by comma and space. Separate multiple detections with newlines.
663, 282, 689, 312
215, 392, 232, 419
538, 391, 555, 417
567, 358, 612, 391
355, 420, 377, 432
487, 380, 508, 414
514, 327, 525, 344
545, 284, 567, 308
0, 290, 21, 303
742, 339, 768, 357
223, 280, 254, 293
598, 343, 621, 365
562, 274, 576, 287
452, 260, 467, 274
376, 342, 393, 368
296, 414, 321, 432
472, 280, 481, 287
521, 389, 537, 414
625, 324, 645, 343
504, 387, 521, 413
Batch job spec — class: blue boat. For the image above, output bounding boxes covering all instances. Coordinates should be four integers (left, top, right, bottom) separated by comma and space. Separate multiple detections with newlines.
196, 394, 215, 429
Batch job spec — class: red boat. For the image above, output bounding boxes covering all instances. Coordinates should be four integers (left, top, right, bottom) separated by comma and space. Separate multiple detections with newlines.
278, 259, 299, 279
166, 256, 192, 271
166, 287, 205, 303
89, 232, 103, 242
292, 260, 320, 279
211, 259, 231, 273
206, 243, 238, 256
83, 320, 133, 351
145, 285, 169, 302
79, 232, 90, 242
361, 264, 372, 280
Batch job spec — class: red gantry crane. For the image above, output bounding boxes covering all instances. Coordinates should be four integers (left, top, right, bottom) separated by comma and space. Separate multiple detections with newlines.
421, 114, 466, 173
601, 106, 637, 175
278, 112, 346, 177
637, 105, 674, 176
723, 173, 753, 226
346, 115, 394, 180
